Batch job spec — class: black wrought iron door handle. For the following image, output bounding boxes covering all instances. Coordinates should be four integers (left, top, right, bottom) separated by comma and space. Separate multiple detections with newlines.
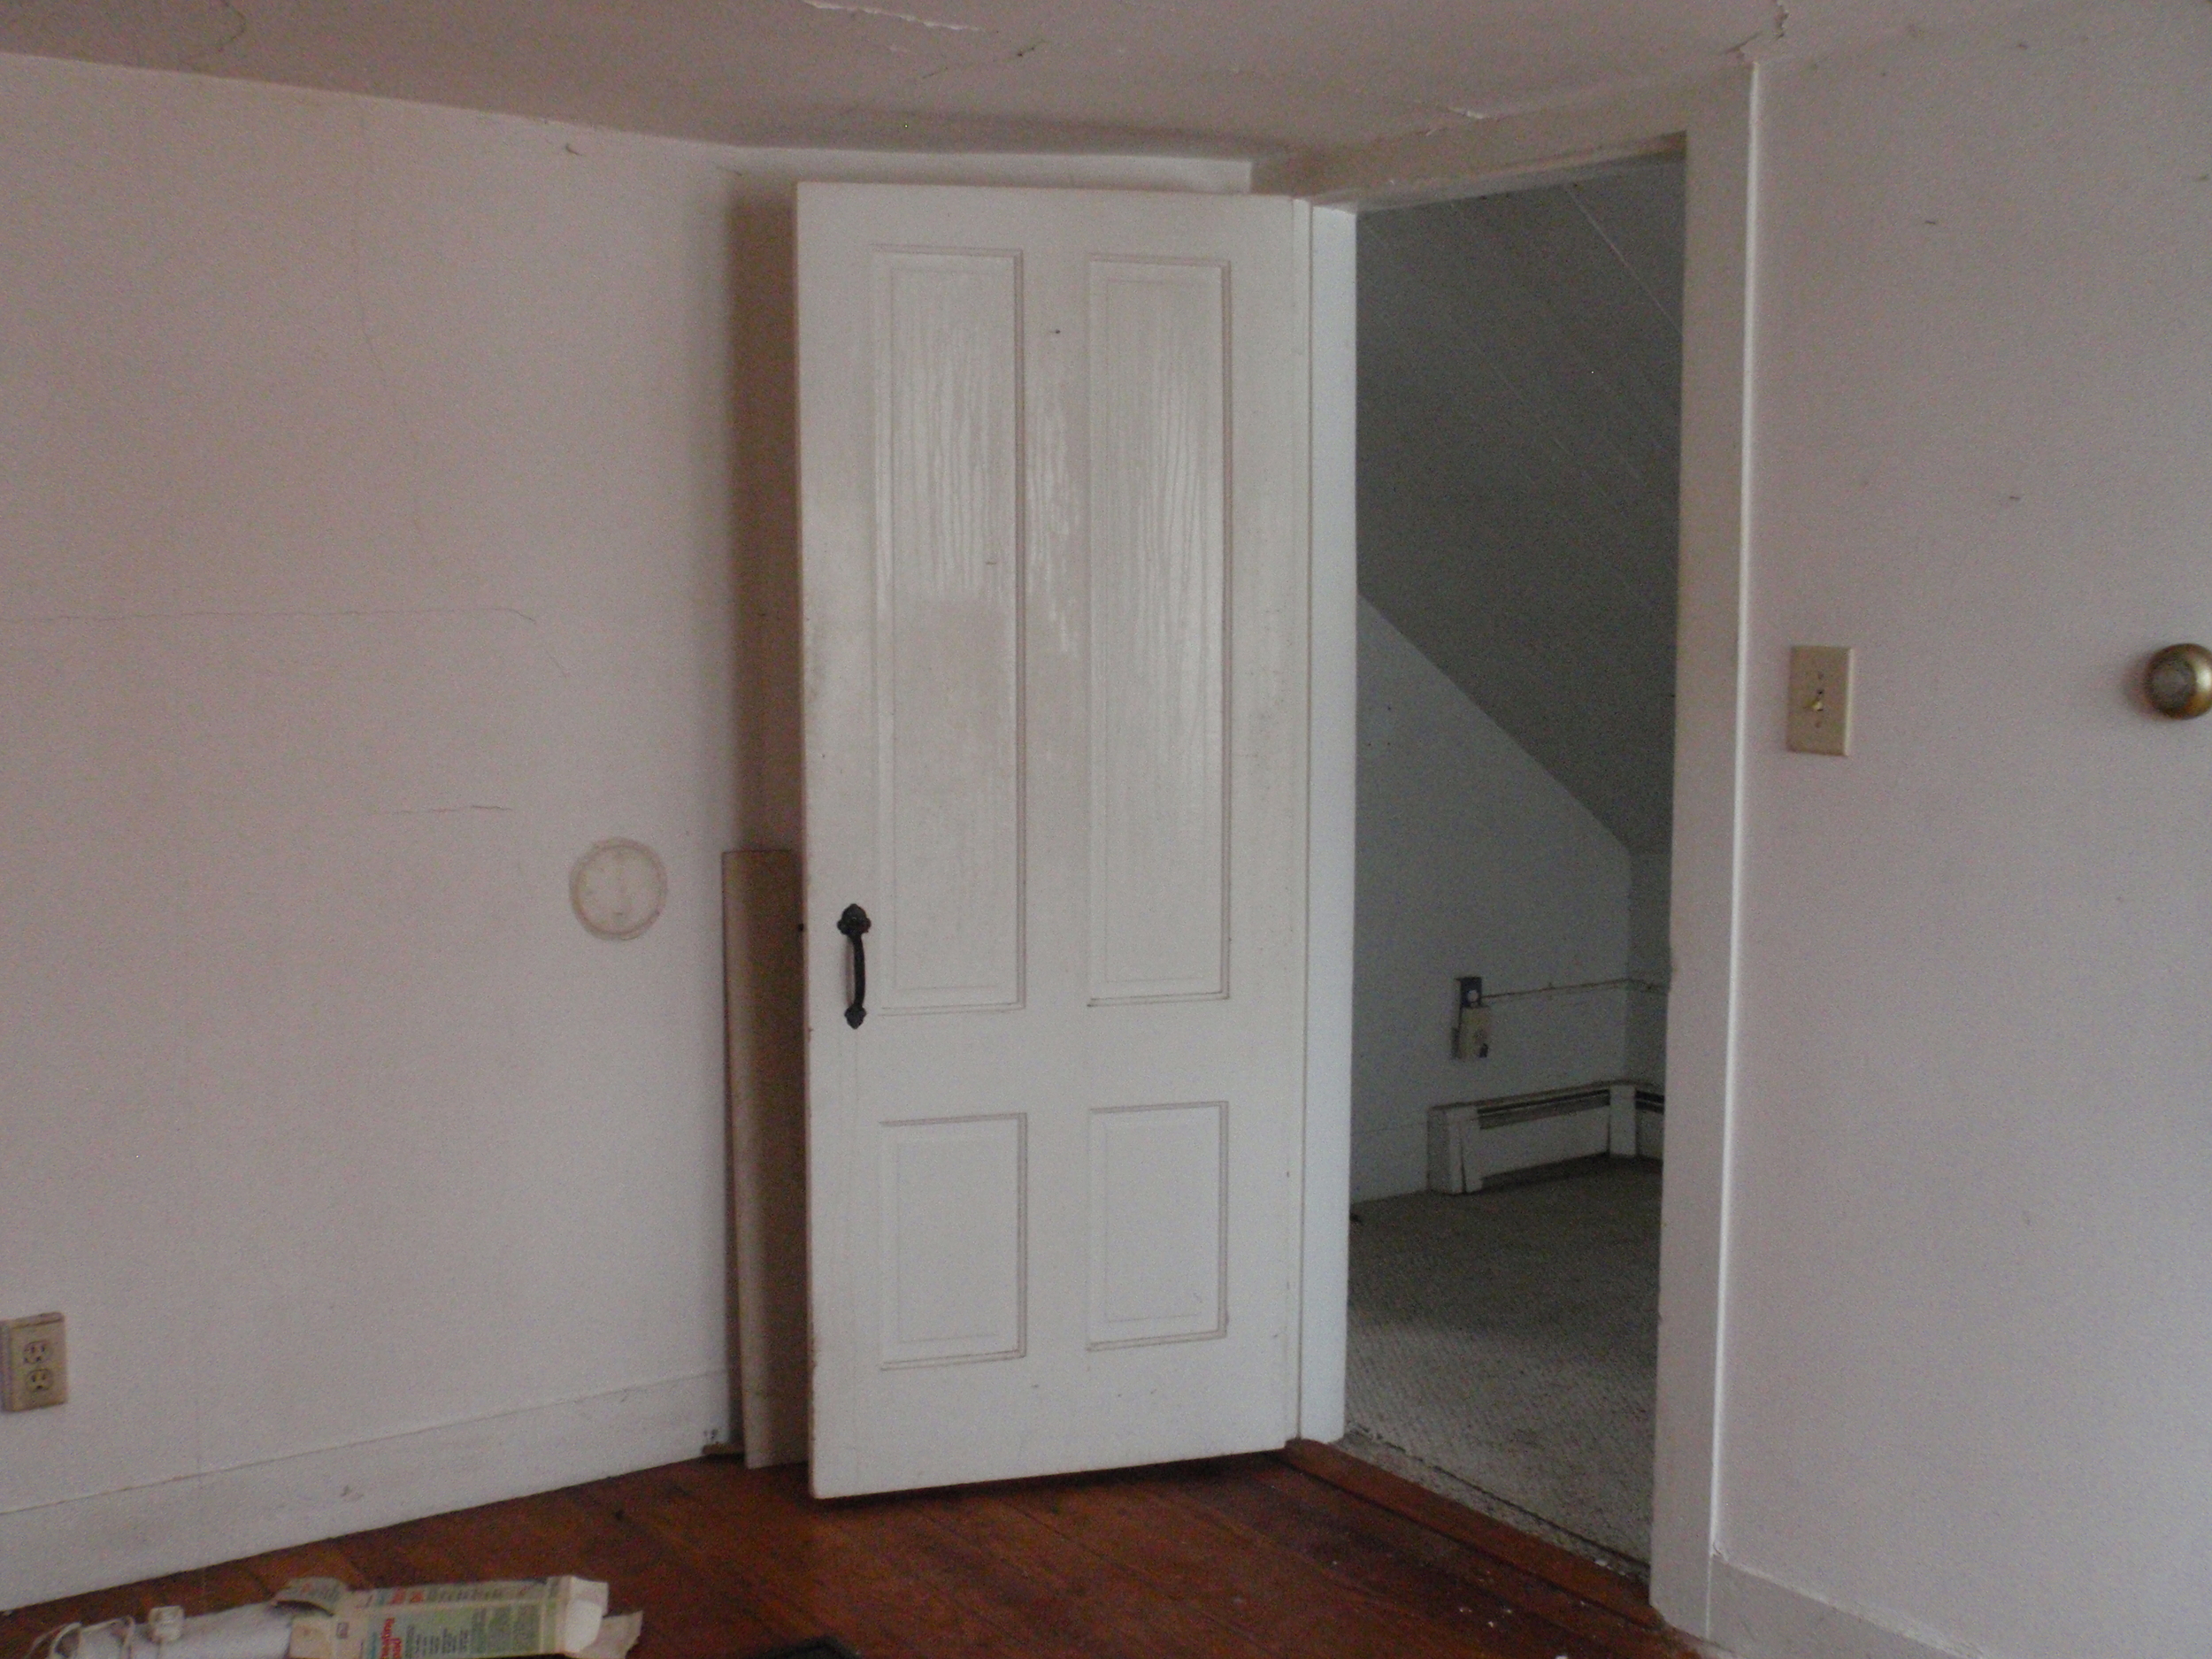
837, 903, 872, 1028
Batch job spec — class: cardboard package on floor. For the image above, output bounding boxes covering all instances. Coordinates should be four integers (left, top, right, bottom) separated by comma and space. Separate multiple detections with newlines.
288, 1579, 641, 1659
39, 1578, 640, 1659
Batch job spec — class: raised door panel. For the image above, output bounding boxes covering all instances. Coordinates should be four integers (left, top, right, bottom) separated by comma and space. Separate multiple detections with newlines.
873, 250, 1025, 1012
1087, 1102, 1228, 1348
1087, 259, 1229, 1004
878, 1114, 1026, 1366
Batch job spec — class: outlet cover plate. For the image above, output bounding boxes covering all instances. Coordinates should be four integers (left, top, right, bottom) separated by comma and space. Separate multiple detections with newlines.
3, 1311, 66, 1410
1788, 645, 1853, 756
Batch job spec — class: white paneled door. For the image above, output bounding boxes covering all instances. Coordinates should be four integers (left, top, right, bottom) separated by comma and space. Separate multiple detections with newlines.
798, 184, 1312, 1497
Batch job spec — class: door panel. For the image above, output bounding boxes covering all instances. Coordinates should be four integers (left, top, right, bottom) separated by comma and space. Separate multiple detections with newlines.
1087, 1101, 1227, 1348
799, 183, 1309, 1497
1087, 257, 1228, 1003
876, 1113, 1025, 1366
872, 250, 1025, 1013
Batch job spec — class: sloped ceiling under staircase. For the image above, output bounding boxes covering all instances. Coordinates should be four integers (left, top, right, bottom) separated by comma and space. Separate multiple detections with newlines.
1358, 161, 1685, 854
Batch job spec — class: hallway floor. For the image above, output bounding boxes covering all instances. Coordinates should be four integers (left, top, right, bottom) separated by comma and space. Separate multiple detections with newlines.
1343, 1158, 1662, 1575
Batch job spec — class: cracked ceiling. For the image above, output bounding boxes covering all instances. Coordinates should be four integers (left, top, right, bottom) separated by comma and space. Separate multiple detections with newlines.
0, 0, 2047, 158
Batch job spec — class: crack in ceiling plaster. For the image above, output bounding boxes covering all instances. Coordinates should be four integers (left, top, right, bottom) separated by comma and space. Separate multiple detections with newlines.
177, 0, 250, 69
200, 0, 249, 61
797, 0, 991, 34
1728, 0, 1794, 60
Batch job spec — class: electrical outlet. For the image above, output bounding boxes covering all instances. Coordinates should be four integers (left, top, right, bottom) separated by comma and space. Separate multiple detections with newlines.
1453, 976, 1490, 1060
3, 1311, 66, 1410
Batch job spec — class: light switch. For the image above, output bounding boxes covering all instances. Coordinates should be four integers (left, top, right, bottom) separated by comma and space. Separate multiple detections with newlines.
1787, 646, 1853, 756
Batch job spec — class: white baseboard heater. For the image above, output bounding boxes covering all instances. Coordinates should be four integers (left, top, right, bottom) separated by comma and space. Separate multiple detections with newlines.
1426, 1080, 1663, 1194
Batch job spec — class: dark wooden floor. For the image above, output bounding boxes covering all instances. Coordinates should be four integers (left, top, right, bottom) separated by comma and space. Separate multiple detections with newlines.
1, 1455, 1690, 1659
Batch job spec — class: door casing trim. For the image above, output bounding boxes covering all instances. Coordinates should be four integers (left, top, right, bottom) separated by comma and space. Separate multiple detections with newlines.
1278, 66, 1758, 1639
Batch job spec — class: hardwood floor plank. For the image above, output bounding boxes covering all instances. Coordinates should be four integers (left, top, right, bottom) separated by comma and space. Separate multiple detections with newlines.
493, 1483, 765, 1659
1189, 1462, 1694, 1659
600, 1462, 1027, 1659
1279, 1439, 1662, 1627
998, 1462, 1607, 1659
908, 1482, 1290, 1659
838, 1486, 1179, 1659
565, 1467, 856, 1659
397, 1491, 613, 1583
234, 1541, 371, 1597
316, 1519, 462, 1596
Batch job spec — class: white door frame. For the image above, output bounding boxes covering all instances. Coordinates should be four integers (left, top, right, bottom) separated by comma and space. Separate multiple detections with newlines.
1271, 67, 1757, 1640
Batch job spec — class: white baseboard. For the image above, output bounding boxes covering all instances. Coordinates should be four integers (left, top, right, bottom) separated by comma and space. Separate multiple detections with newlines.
1709, 1555, 1998, 1659
0, 1369, 732, 1614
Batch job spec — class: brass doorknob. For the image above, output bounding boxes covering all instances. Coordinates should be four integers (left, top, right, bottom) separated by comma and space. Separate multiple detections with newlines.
2146, 643, 2212, 718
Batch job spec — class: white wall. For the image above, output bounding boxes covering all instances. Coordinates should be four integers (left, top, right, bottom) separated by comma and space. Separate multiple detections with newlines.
0, 52, 1241, 1610
1353, 600, 1632, 1200
1716, 4, 2212, 1655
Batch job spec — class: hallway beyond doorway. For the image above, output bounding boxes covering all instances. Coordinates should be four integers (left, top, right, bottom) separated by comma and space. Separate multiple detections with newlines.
1344, 1161, 1661, 1576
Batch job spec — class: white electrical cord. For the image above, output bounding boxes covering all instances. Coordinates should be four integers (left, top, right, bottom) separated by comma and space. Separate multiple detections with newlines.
43, 1606, 295, 1659
20, 1618, 134, 1659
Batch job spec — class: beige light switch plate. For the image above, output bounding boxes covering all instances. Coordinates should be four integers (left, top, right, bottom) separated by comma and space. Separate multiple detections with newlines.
1788, 645, 1853, 756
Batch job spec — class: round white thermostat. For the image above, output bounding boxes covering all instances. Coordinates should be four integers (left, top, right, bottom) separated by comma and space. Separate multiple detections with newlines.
571, 839, 667, 941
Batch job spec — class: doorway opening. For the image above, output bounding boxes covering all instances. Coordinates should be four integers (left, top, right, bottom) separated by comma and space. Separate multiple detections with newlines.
1336, 157, 1686, 1582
